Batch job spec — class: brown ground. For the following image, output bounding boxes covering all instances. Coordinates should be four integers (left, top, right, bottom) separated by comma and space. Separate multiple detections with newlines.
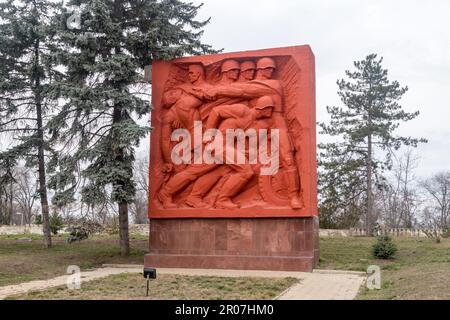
0, 234, 147, 287
319, 236, 450, 299
6, 273, 298, 300
2, 234, 450, 299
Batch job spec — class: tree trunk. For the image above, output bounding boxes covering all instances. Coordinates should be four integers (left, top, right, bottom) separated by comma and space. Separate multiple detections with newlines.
0, 194, 3, 224
0, 189, 5, 224
34, 38, 52, 248
119, 200, 130, 256
37, 128, 52, 248
113, 104, 130, 256
112, 0, 130, 256
366, 133, 374, 235
9, 177, 13, 225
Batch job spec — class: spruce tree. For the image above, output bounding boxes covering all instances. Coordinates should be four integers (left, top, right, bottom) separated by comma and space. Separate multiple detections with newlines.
49, 0, 215, 255
318, 54, 426, 232
0, 0, 62, 246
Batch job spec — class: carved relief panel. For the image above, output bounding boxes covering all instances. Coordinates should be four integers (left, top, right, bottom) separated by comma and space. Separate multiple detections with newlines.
149, 45, 317, 218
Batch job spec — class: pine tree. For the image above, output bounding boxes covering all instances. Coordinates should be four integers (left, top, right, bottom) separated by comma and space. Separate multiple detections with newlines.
0, 0, 63, 246
48, 0, 215, 255
318, 54, 426, 232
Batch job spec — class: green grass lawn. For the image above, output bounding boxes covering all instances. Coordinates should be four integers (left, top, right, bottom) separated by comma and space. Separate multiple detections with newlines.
318, 236, 450, 299
1, 233, 449, 299
0, 233, 148, 287
6, 273, 298, 300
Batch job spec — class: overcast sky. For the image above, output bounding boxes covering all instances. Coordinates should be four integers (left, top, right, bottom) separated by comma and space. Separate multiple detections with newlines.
185, 0, 450, 178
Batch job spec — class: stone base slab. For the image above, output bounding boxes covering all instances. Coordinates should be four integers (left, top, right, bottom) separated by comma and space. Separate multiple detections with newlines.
145, 217, 319, 272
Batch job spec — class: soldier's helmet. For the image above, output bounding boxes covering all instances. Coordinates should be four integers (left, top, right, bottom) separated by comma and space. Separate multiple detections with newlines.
255, 96, 275, 110
221, 59, 240, 73
240, 60, 256, 72
256, 57, 276, 70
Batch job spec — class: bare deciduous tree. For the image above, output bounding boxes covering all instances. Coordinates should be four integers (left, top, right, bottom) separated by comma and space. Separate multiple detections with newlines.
377, 150, 421, 228
420, 171, 450, 228
13, 166, 38, 225
0, 164, 15, 225
130, 155, 149, 224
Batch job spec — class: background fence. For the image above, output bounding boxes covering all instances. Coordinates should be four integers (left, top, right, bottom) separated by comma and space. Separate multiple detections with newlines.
319, 228, 444, 237
0, 224, 149, 236
0, 224, 443, 238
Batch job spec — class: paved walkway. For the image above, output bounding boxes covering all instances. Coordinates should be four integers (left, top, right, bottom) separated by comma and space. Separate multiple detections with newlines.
276, 271, 366, 300
0, 267, 142, 300
0, 265, 366, 300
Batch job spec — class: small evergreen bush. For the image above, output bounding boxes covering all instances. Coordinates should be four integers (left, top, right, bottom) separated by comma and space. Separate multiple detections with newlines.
34, 214, 42, 225
442, 225, 450, 239
372, 235, 397, 259
66, 220, 103, 244
49, 212, 64, 235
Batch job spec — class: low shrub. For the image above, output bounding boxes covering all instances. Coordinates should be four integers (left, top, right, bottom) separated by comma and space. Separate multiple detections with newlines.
372, 235, 397, 259
442, 225, 450, 239
66, 220, 103, 244
105, 217, 119, 235
49, 212, 64, 235
34, 214, 42, 225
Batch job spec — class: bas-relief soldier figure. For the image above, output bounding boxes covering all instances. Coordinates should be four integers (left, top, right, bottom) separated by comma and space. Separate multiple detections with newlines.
252, 57, 302, 209
157, 57, 303, 210
186, 96, 277, 209
160, 64, 214, 173
198, 60, 248, 120
159, 60, 256, 208
238, 61, 256, 82
158, 96, 276, 209
218, 59, 240, 85
205, 58, 302, 209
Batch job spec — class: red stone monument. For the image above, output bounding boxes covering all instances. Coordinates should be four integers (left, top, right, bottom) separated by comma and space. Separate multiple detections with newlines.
145, 45, 318, 272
